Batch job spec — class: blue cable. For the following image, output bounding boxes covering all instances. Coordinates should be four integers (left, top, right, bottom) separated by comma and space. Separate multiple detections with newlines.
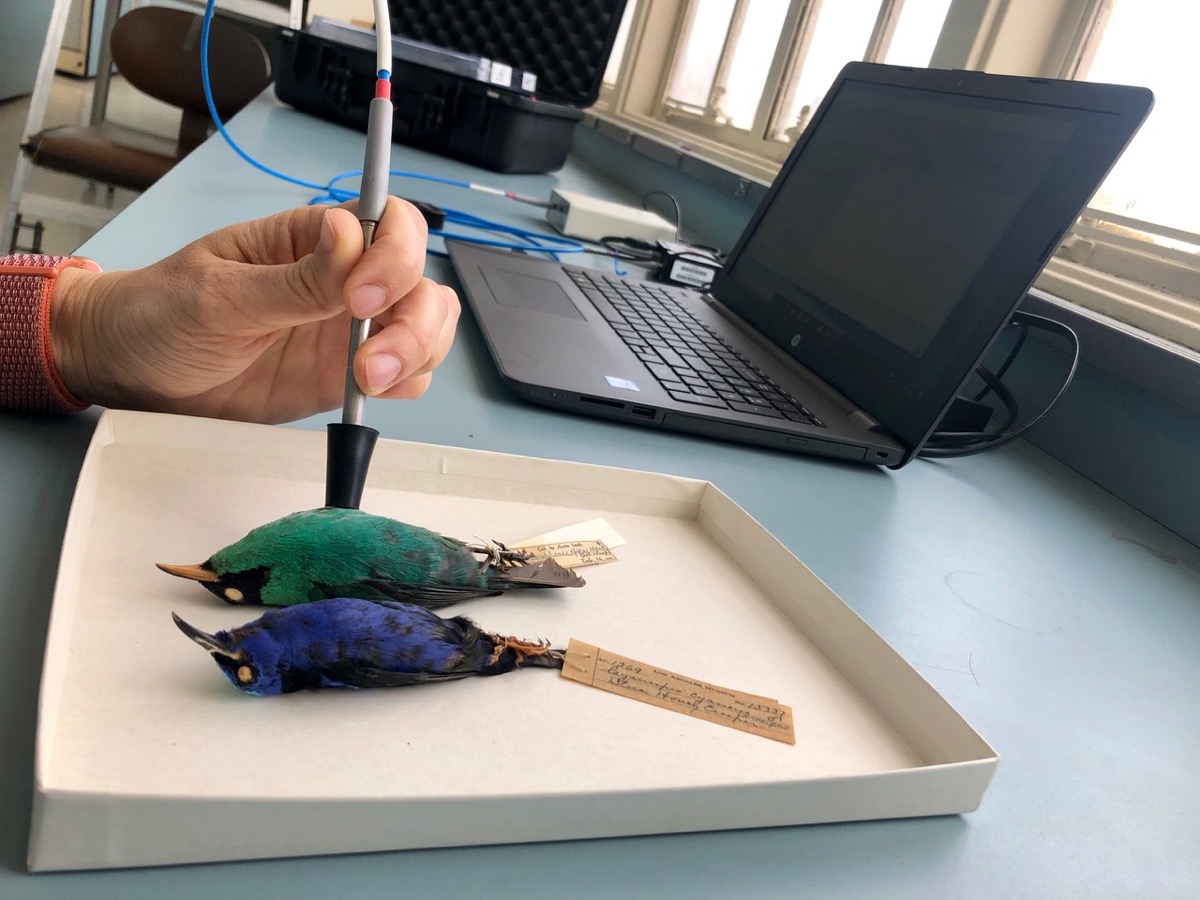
314, 168, 481, 206
439, 209, 583, 257
200, 0, 594, 259
431, 230, 571, 254
201, 0, 330, 193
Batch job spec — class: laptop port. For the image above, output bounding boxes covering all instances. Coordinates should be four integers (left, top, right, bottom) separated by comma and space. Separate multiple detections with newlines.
579, 395, 623, 409
631, 406, 655, 419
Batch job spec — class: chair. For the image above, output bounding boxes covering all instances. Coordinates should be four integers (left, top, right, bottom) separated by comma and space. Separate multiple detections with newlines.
19, 5, 272, 193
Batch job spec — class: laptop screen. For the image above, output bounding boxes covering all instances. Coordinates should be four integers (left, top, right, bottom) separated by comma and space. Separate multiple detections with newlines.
715, 64, 1152, 451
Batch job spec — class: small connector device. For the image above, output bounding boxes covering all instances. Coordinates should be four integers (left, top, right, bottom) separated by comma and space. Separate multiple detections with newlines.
546, 189, 677, 243
655, 240, 722, 290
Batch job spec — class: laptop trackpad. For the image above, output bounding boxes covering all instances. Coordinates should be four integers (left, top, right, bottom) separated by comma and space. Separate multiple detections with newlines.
483, 268, 586, 320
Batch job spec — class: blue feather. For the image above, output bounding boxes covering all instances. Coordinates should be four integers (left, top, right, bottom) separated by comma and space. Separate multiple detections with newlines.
173, 598, 563, 695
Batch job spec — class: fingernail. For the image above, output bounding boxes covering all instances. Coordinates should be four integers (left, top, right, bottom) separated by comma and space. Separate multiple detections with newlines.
317, 211, 335, 252
349, 283, 387, 319
365, 353, 403, 394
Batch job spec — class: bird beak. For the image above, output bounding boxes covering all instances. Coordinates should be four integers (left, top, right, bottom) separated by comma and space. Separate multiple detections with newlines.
157, 562, 219, 583
171, 612, 230, 655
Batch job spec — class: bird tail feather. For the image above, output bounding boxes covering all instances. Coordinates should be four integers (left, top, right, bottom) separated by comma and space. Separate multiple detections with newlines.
496, 558, 585, 590
518, 649, 566, 670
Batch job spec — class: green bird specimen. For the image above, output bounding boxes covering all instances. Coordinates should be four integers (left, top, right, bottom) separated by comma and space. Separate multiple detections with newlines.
157, 506, 584, 609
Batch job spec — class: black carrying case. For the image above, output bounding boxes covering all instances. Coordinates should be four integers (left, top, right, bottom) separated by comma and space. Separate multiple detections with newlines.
274, 1, 628, 173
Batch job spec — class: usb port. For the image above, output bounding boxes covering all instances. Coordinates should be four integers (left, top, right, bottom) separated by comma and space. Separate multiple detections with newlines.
631, 406, 655, 419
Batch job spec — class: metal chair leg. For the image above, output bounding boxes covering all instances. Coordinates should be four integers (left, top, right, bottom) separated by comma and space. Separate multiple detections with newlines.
8, 214, 46, 255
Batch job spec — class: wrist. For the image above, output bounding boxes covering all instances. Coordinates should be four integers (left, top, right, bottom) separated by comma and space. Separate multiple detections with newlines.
0, 254, 101, 414
51, 264, 110, 408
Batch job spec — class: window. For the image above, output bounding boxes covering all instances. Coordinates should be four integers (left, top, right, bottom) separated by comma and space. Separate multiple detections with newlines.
1040, 0, 1200, 351
598, 0, 952, 175
597, 0, 1200, 354
1077, 1, 1197, 240
602, 0, 640, 90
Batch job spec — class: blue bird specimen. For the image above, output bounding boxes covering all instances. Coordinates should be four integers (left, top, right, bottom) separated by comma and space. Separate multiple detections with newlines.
157, 506, 584, 610
171, 597, 565, 695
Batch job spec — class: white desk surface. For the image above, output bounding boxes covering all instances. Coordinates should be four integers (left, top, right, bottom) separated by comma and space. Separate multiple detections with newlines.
1, 94, 1197, 897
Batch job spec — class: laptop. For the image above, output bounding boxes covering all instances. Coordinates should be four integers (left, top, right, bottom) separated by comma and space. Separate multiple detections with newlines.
447, 63, 1152, 467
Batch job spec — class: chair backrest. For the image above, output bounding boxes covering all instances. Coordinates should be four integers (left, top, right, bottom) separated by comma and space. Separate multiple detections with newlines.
110, 6, 272, 128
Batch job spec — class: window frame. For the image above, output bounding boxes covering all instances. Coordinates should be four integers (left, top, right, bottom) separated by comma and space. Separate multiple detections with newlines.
600, 0, 911, 170
593, 0, 1200, 355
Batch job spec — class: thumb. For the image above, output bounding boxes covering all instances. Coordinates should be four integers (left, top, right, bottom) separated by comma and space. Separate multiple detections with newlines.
238, 206, 365, 329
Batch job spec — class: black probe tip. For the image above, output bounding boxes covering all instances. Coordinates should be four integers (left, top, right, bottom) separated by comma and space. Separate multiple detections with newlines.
324, 423, 379, 509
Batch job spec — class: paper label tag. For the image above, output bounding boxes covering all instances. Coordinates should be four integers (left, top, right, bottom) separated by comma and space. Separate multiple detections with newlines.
561, 639, 796, 744
513, 519, 625, 567
518, 518, 626, 549
514, 539, 616, 568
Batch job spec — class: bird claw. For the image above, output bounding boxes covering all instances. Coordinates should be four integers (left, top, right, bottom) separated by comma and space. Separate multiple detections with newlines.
467, 538, 532, 570
486, 633, 553, 666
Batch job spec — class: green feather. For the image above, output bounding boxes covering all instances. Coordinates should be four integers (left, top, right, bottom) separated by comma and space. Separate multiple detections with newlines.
199, 507, 583, 608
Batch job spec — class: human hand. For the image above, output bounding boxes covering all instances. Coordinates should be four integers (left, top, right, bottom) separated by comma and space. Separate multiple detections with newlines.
50, 197, 459, 423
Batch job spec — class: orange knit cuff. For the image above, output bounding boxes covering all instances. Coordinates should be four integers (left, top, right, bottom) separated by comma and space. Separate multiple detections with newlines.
1, 254, 99, 414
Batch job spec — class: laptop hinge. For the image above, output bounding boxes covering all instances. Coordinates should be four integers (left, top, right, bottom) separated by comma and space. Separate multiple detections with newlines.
848, 409, 883, 431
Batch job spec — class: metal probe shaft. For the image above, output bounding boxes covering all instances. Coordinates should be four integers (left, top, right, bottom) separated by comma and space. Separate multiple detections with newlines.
341, 93, 393, 425
324, 90, 392, 509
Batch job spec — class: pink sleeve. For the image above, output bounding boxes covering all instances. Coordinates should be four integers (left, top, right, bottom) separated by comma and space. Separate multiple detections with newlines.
0, 253, 95, 414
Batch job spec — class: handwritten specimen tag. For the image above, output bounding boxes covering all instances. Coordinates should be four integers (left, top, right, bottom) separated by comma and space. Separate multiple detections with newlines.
561, 639, 795, 744
518, 518, 627, 549
514, 539, 617, 568
513, 518, 625, 568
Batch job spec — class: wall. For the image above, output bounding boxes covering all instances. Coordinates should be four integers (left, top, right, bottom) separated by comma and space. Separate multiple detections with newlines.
1, 0, 54, 101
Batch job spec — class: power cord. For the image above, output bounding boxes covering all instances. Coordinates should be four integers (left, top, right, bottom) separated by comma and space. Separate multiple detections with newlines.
642, 190, 682, 241
919, 310, 1080, 458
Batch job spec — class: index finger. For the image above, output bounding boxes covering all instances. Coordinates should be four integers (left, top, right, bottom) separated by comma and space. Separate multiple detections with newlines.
344, 196, 431, 320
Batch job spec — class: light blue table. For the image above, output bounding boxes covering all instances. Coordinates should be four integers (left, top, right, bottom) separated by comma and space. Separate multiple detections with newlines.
2, 95, 1198, 897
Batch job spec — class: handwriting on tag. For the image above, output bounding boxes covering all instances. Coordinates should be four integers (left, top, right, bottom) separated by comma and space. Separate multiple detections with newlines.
513, 539, 616, 568
561, 639, 795, 744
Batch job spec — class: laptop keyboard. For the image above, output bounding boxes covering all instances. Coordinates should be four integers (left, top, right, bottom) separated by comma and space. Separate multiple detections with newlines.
566, 268, 826, 427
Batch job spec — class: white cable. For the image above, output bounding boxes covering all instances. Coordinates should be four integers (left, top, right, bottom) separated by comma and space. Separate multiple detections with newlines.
340, 0, 394, 427
372, 0, 392, 74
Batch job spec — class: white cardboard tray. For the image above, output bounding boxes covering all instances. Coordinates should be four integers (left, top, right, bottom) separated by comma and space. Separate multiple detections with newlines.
29, 410, 998, 871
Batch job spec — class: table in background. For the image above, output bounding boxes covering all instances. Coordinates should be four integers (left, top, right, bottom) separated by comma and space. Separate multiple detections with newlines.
2, 95, 1197, 898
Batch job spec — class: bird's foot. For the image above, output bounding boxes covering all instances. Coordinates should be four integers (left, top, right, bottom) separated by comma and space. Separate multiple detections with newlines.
467, 538, 532, 570
486, 633, 554, 666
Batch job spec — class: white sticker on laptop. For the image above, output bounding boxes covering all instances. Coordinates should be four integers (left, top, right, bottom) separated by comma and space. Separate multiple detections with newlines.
605, 376, 641, 392
669, 259, 715, 288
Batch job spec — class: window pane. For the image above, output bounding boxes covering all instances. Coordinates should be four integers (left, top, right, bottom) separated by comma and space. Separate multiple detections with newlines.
602, 0, 640, 88
718, 3, 791, 128
771, 0, 881, 141
1084, 0, 1200, 238
884, 0, 952, 68
664, 0, 736, 115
